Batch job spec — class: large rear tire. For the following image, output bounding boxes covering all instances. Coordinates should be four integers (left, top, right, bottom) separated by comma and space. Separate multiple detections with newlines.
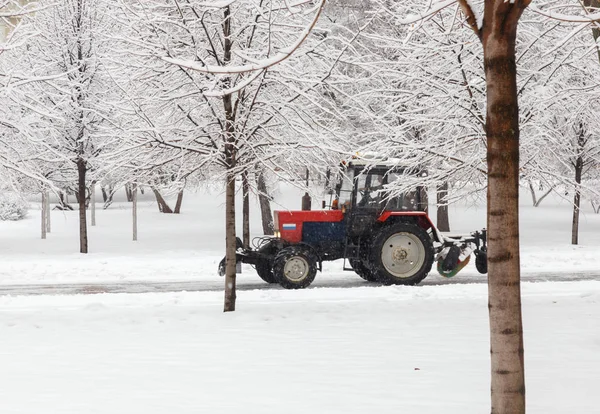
349, 259, 378, 282
370, 223, 434, 285
255, 259, 277, 284
273, 246, 318, 289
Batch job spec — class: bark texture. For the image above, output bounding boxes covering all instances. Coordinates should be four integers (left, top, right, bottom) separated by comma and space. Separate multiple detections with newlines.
152, 188, 174, 213
77, 158, 88, 254
571, 130, 584, 245
174, 190, 184, 214
242, 172, 250, 248
436, 182, 450, 232
257, 171, 274, 235
41, 191, 47, 240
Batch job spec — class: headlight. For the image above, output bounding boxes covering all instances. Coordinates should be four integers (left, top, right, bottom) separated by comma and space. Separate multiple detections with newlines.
274, 231, 280, 238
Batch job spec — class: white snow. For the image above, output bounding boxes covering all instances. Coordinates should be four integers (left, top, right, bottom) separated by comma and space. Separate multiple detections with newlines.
0, 282, 598, 413
0, 183, 599, 413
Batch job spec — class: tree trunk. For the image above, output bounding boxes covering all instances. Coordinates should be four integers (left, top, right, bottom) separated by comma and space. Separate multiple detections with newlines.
152, 188, 173, 213
77, 158, 88, 253
174, 189, 184, 214
224, 172, 237, 312
479, 3, 529, 412
91, 183, 96, 227
436, 182, 450, 232
222, 4, 237, 312
242, 171, 250, 248
571, 149, 584, 245
257, 170, 274, 235
133, 184, 138, 241
45, 190, 51, 234
41, 191, 47, 240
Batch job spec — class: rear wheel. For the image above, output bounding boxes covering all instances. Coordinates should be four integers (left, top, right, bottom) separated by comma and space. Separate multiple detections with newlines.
349, 259, 378, 282
370, 223, 434, 285
273, 246, 318, 289
255, 259, 277, 284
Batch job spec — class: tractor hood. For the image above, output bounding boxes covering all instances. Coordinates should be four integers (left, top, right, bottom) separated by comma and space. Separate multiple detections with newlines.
274, 210, 344, 243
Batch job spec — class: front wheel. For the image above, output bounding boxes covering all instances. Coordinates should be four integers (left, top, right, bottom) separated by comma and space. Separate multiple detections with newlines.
272, 246, 318, 289
370, 223, 434, 285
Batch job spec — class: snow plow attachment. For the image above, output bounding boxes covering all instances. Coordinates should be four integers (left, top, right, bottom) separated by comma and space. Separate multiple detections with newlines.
217, 236, 282, 277
436, 230, 487, 278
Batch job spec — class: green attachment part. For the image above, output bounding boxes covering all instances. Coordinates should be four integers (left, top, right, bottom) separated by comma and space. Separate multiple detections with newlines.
437, 255, 471, 278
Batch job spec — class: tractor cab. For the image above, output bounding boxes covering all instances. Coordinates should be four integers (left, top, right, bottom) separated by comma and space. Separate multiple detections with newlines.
333, 161, 426, 214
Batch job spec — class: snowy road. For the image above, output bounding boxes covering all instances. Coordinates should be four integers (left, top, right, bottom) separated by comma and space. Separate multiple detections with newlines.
1, 270, 597, 296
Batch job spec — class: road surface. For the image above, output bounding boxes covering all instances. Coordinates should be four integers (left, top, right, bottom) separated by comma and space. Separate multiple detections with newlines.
0, 271, 596, 296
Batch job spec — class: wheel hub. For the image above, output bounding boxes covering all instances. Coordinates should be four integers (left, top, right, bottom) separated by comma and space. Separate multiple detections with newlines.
284, 256, 309, 281
392, 248, 408, 262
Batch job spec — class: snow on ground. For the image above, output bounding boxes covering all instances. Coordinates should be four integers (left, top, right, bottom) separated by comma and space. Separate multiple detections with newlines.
0, 282, 598, 413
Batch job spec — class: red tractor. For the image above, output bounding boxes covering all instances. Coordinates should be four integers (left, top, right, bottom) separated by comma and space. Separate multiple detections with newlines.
219, 158, 488, 289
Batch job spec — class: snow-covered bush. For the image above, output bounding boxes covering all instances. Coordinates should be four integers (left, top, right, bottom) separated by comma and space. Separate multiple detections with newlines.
0, 194, 29, 221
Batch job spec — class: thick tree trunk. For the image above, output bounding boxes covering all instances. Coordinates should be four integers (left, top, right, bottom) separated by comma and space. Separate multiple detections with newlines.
152, 188, 173, 213
436, 182, 450, 232
571, 155, 583, 245
77, 158, 88, 254
133, 184, 138, 241
174, 189, 184, 214
242, 172, 250, 248
257, 171, 274, 235
41, 191, 47, 240
480, 3, 528, 412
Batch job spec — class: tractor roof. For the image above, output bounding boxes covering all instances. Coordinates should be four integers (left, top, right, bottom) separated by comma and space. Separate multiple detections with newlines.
345, 152, 409, 169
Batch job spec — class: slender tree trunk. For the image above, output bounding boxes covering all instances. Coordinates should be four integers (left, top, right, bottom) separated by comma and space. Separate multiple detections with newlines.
41, 191, 47, 240
77, 158, 88, 254
222, 5, 238, 312
257, 171, 274, 235
133, 184, 138, 242
242, 171, 250, 248
479, 3, 528, 412
571, 154, 583, 245
91, 183, 96, 227
224, 172, 237, 312
174, 189, 184, 214
101, 186, 108, 203
152, 188, 173, 213
45, 190, 51, 234
436, 182, 450, 232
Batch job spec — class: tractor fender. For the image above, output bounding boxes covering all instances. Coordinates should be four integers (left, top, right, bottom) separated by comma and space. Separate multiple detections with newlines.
377, 211, 442, 242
